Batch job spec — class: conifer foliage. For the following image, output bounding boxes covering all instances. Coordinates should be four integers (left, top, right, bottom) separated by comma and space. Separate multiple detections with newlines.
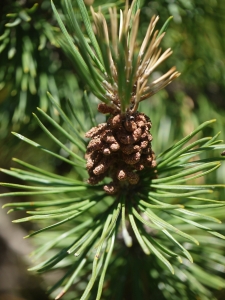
1, 1, 225, 299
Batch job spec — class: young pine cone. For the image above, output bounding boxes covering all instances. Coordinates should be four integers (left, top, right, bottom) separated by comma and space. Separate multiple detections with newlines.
85, 110, 156, 194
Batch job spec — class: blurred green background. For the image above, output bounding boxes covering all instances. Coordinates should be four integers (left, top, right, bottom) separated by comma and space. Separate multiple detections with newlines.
0, 0, 225, 299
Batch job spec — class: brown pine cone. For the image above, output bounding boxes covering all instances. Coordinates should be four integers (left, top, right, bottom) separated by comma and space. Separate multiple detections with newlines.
85, 111, 156, 194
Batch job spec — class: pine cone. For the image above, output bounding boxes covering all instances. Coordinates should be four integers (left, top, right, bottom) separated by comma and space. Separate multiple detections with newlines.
85, 112, 156, 194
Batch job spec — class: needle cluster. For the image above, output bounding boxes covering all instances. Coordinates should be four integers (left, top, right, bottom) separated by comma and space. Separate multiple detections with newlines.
91, 2, 180, 113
